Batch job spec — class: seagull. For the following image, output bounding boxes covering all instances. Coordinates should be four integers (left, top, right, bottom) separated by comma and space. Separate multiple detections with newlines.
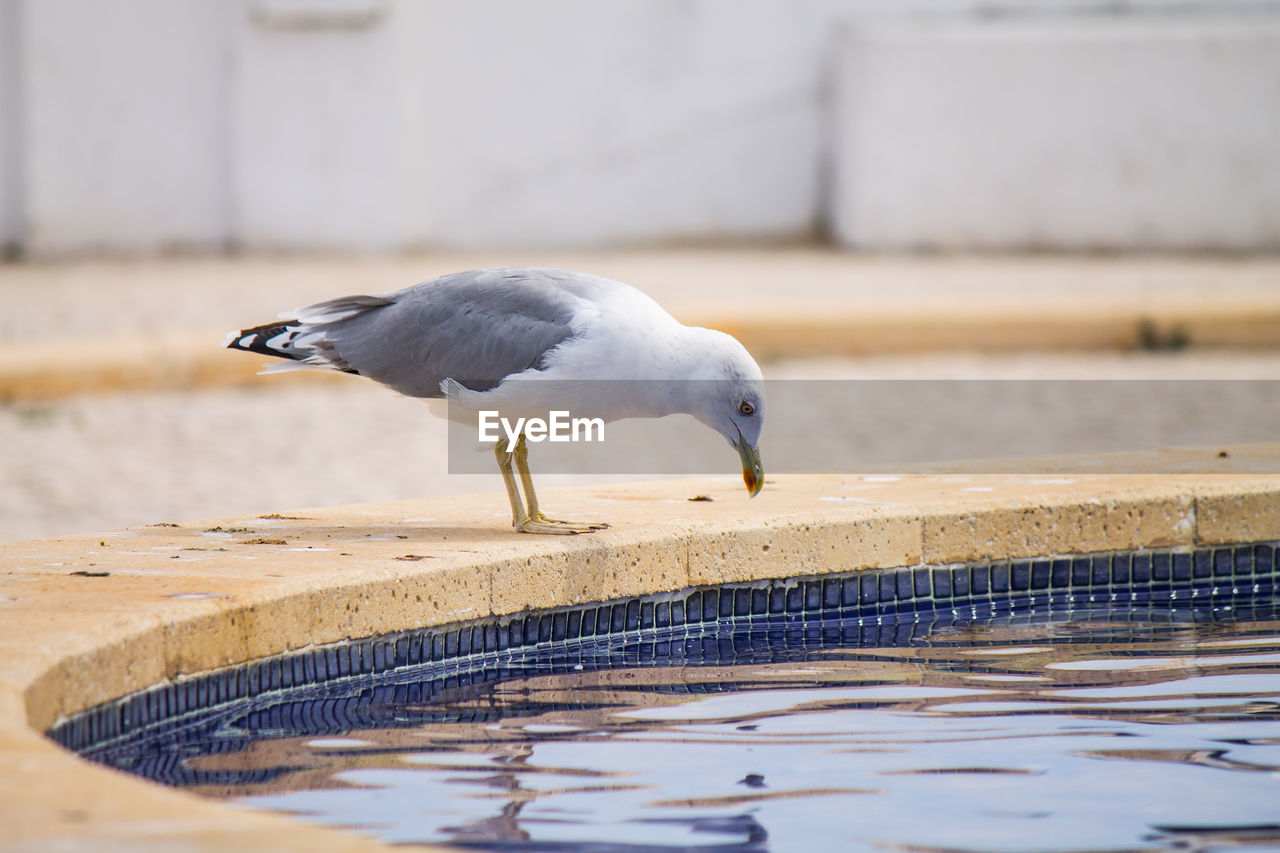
225, 267, 765, 535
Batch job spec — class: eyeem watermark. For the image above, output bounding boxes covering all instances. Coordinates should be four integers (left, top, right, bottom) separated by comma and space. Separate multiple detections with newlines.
478, 410, 606, 445
449, 378, 1280, 475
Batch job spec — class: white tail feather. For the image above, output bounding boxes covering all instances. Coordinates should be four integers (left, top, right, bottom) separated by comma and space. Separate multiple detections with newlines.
259, 361, 327, 375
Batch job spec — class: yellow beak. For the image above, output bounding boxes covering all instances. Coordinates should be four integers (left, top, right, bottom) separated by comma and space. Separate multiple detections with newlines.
736, 432, 764, 498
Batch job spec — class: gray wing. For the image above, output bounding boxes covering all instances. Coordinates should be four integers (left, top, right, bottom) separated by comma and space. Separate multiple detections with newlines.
289, 268, 590, 398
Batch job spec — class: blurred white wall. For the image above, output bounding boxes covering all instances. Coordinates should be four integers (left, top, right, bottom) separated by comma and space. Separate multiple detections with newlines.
231, 0, 415, 250
833, 16, 1280, 251
0, 0, 1277, 255
21, 0, 230, 254
0, 0, 19, 256
409, 3, 840, 249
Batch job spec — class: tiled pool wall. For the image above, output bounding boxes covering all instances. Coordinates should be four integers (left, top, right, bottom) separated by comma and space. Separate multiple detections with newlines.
50, 540, 1279, 760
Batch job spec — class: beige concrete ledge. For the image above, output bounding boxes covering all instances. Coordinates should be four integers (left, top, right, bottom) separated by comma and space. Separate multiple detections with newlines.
3, 455, 1280, 850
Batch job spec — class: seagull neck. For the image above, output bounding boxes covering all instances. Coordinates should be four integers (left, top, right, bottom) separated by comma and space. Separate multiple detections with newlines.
572, 326, 727, 420
651, 325, 727, 417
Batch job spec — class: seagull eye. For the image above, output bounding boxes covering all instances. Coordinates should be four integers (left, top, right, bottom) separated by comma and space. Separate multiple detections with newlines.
738, 401, 755, 416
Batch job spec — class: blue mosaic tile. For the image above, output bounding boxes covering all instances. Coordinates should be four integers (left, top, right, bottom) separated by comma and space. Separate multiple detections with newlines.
895, 571, 914, 601
245, 662, 261, 697
1146, 550, 1167, 584
972, 565, 991, 595
860, 574, 878, 605
932, 569, 952, 598
763, 587, 786, 616
706, 590, 725, 621
753, 587, 770, 614
786, 585, 804, 613
1192, 550, 1212, 579
823, 579, 841, 609
685, 592, 703, 623
276, 660, 293, 696
1213, 548, 1233, 578
878, 573, 897, 603
339, 644, 353, 675
1091, 556, 1111, 586
267, 659, 282, 690
1010, 562, 1030, 591
1031, 560, 1050, 589
407, 630, 422, 666
991, 563, 1010, 594
1112, 554, 1132, 585
1256, 544, 1275, 576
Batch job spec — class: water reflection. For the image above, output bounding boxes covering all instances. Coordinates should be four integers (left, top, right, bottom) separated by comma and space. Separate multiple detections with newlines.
153, 607, 1280, 851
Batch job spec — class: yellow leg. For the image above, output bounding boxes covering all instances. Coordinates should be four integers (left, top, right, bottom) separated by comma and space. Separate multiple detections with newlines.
494, 438, 602, 535
494, 439, 537, 532
512, 435, 609, 533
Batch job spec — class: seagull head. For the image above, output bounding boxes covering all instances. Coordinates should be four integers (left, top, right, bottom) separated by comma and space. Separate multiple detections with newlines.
685, 330, 765, 497
724, 380, 765, 498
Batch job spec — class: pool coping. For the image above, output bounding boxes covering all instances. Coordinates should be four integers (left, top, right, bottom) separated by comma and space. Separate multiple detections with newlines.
3, 447, 1280, 851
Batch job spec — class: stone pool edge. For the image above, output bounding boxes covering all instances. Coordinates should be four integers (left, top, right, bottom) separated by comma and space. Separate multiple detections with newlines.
3, 457, 1280, 851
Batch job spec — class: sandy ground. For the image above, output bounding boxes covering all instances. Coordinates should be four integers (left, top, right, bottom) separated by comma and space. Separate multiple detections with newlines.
5, 351, 1279, 543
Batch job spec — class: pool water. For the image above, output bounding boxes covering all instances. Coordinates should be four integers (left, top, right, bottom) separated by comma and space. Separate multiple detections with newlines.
169, 604, 1280, 852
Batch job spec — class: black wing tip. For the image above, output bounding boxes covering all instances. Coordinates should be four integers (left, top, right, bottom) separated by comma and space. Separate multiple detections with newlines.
225, 320, 300, 359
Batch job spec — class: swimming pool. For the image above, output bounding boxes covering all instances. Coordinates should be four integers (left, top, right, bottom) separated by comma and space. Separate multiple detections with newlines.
52, 541, 1280, 851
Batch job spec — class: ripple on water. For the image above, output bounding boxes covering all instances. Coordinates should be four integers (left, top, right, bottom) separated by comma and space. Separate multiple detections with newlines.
107, 603, 1280, 853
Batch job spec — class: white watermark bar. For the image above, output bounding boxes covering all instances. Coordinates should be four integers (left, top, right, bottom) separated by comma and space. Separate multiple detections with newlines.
447, 379, 1280, 475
